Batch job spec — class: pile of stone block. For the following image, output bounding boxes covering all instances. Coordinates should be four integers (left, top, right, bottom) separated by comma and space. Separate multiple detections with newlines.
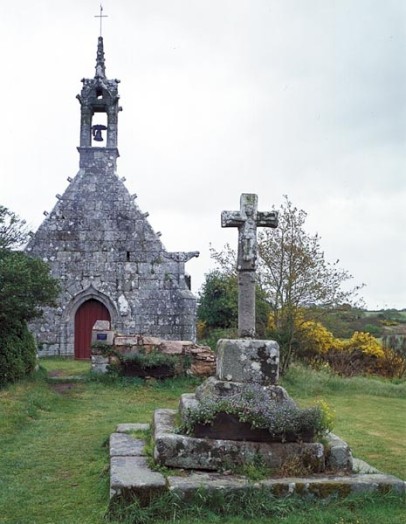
91, 320, 215, 377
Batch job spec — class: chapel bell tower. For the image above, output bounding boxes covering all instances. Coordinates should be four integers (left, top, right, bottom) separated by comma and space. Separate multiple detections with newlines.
76, 36, 122, 171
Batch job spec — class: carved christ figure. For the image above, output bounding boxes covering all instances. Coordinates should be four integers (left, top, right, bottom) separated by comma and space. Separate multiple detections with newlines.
222, 194, 277, 272
240, 203, 257, 269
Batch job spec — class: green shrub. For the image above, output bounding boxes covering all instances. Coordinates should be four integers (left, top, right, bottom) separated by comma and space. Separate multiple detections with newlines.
121, 350, 178, 370
197, 327, 238, 351
0, 323, 37, 388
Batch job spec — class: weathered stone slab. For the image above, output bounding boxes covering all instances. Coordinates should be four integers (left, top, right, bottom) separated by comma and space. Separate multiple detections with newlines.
114, 336, 141, 346
91, 328, 114, 346
168, 472, 249, 495
325, 433, 353, 471
153, 409, 324, 472
352, 458, 380, 474
142, 336, 166, 346
159, 341, 185, 354
216, 339, 279, 385
110, 456, 166, 501
93, 320, 110, 330
110, 433, 145, 457
179, 393, 200, 419
116, 423, 150, 433
91, 354, 109, 373
168, 470, 406, 499
261, 473, 406, 497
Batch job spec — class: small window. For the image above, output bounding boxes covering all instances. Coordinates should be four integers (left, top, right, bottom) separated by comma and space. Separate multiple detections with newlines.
126, 251, 131, 262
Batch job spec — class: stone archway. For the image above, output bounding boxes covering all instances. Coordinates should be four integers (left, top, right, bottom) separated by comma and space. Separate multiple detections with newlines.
74, 299, 111, 359
61, 286, 118, 358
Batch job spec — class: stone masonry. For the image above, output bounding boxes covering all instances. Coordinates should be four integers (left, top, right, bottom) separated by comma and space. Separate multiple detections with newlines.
26, 37, 198, 356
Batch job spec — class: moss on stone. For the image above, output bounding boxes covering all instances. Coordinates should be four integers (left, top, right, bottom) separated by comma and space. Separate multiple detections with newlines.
307, 482, 352, 499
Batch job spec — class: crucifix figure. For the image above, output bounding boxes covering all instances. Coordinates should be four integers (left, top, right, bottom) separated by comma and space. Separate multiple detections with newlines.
222, 194, 278, 338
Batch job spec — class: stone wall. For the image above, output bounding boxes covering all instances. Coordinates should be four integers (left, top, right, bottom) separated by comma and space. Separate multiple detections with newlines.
91, 333, 215, 377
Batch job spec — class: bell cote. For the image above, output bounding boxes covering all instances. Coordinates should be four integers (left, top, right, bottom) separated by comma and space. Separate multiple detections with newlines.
76, 37, 122, 169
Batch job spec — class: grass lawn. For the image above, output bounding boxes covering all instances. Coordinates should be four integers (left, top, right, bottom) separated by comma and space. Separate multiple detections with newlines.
0, 360, 404, 523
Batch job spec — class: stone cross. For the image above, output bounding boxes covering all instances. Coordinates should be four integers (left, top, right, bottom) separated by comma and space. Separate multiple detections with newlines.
222, 194, 278, 337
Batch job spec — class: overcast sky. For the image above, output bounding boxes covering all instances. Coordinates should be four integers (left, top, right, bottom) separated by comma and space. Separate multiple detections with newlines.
1, 1, 405, 309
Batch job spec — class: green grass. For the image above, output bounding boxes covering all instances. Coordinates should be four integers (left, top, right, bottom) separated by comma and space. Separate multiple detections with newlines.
282, 364, 406, 479
110, 490, 406, 524
0, 358, 404, 523
40, 356, 91, 377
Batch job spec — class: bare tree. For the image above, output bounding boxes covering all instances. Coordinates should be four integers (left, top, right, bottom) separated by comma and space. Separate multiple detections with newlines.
0, 206, 28, 251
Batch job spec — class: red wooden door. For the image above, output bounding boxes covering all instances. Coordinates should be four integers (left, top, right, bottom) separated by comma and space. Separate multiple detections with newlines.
74, 299, 111, 359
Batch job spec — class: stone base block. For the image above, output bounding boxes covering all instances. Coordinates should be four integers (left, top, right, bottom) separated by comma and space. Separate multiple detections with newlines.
109, 423, 405, 511
110, 433, 146, 457
194, 377, 294, 404
116, 423, 150, 433
153, 409, 325, 472
326, 433, 353, 471
179, 393, 200, 420
168, 470, 406, 499
110, 456, 166, 503
216, 339, 279, 385
91, 354, 109, 373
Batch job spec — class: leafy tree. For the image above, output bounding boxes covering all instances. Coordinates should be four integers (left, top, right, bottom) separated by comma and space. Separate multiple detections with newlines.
211, 196, 364, 372
0, 251, 60, 332
197, 270, 270, 337
197, 271, 238, 330
0, 206, 59, 386
0, 322, 37, 387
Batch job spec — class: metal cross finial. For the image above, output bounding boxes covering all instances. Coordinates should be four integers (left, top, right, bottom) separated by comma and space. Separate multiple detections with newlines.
95, 4, 108, 36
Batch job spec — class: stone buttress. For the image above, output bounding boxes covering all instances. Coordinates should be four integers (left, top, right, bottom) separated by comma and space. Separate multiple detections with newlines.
26, 37, 198, 357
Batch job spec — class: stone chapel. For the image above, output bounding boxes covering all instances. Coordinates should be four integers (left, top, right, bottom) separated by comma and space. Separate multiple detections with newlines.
26, 37, 199, 358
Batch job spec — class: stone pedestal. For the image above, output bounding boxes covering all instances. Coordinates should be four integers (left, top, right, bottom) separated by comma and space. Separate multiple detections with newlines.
152, 336, 351, 475
216, 338, 279, 385
153, 409, 325, 472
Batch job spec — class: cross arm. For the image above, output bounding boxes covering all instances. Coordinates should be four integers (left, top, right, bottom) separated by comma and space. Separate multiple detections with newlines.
221, 210, 244, 228
256, 211, 278, 228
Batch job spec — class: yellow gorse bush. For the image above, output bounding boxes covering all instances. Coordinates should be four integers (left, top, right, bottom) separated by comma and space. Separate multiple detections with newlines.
301, 320, 338, 354
267, 312, 384, 359
341, 331, 385, 358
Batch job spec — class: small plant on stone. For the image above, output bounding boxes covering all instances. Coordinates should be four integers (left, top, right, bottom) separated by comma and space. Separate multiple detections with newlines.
233, 453, 275, 481
121, 350, 178, 370
316, 398, 336, 434
278, 454, 313, 477
90, 341, 114, 356
178, 383, 332, 441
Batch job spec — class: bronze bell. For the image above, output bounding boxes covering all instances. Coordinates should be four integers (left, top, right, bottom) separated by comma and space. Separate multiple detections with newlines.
92, 124, 107, 142
94, 129, 103, 141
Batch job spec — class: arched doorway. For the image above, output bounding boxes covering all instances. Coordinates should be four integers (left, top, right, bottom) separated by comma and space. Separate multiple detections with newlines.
74, 299, 111, 359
